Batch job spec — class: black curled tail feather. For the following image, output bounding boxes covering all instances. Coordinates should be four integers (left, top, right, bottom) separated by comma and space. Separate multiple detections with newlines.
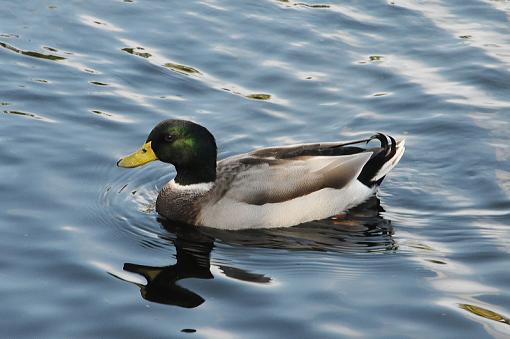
357, 133, 399, 187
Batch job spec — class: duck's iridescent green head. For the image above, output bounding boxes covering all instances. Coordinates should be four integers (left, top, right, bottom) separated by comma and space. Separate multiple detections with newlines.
118, 119, 217, 185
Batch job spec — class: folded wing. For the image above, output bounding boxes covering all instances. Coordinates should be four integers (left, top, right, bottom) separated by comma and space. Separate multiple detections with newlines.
216, 151, 373, 205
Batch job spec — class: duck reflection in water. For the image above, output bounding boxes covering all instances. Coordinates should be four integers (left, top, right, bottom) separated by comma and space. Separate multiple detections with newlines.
123, 233, 214, 308
122, 223, 271, 308
120, 196, 395, 309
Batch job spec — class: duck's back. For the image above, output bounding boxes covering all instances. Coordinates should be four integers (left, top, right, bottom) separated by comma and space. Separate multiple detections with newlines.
193, 134, 404, 229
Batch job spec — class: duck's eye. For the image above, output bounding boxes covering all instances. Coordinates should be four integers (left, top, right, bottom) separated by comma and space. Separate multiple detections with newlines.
164, 134, 173, 142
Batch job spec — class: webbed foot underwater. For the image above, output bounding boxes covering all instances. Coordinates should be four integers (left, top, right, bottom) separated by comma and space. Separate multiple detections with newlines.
118, 119, 405, 230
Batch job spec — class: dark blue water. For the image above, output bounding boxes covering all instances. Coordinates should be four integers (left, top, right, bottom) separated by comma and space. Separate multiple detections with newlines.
1, 0, 510, 337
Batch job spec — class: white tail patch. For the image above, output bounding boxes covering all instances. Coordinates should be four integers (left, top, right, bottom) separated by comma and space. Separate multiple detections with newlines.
373, 139, 406, 181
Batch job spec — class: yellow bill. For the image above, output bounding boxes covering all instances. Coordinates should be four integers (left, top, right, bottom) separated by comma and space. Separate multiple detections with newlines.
117, 141, 158, 168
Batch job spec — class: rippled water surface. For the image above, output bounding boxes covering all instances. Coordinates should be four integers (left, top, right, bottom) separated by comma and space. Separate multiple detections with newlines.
2, 0, 510, 337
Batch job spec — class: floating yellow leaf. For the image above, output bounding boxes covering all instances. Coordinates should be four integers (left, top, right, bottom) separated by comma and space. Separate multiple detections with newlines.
459, 304, 509, 325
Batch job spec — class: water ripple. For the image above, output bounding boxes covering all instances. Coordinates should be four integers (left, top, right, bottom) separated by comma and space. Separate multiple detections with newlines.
1, 0, 510, 337
0, 41, 66, 61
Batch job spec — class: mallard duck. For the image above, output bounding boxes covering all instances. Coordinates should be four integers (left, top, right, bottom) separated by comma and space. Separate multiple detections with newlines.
118, 119, 405, 230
